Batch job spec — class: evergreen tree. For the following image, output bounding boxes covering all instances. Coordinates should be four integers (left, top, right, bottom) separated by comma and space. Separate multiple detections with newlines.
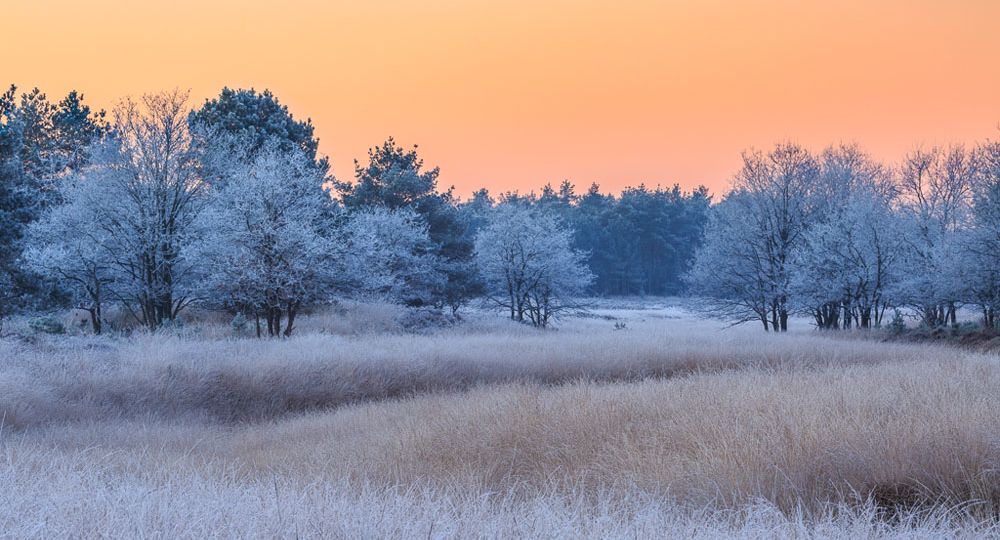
337, 138, 480, 312
0, 86, 28, 319
0, 85, 107, 318
189, 87, 329, 176
52, 90, 110, 173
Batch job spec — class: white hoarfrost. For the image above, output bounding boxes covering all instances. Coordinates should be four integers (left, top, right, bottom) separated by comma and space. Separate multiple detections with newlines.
474, 203, 592, 327
189, 142, 333, 337
339, 206, 444, 305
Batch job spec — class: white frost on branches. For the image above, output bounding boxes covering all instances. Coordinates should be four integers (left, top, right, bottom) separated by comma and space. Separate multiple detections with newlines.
474, 204, 592, 328
189, 142, 333, 337
338, 206, 444, 306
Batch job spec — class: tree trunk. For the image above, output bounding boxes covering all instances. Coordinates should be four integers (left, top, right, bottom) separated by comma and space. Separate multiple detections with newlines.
266, 308, 282, 337
283, 302, 298, 337
270, 307, 282, 337
89, 308, 102, 335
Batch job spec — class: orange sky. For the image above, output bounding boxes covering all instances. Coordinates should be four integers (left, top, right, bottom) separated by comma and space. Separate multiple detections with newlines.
5, 0, 1000, 198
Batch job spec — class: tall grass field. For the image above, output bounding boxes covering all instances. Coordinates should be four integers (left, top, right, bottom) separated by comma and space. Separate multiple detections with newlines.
2, 300, 998, 538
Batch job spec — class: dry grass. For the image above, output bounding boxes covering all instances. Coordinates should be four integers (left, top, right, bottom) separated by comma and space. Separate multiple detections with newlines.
2, 302, 999, 537
0, 462, 992, 538
0, 310, 965, 427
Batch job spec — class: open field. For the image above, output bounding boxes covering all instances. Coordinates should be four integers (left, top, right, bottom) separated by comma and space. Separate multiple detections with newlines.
2, 300, 999, 538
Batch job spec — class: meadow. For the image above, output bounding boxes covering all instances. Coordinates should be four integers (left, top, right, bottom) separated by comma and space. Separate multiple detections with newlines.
2, 299, 999, 538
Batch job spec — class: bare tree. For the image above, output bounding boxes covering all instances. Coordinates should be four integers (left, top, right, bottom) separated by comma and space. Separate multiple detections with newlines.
692, 143, 818, 331
61, 90, 204, 330
793, 144, 900, 329
24, 167, 118, 334
895, 145, 974, 326
957, 140, 1000, 328
687, 193, 773, 329
792, 190, 903, 330
474, 204, 591, 328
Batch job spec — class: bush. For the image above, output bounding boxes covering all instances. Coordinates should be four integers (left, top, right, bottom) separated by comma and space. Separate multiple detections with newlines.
955, 322, 981, 335
889, 310, 906, 335
28, 316, 65, 335
231, 312, 250, 336
397, 308, 459, 333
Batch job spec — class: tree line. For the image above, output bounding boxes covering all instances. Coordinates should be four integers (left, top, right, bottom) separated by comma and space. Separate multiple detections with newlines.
688, 141, 1000, 332
0, 86, 710, 334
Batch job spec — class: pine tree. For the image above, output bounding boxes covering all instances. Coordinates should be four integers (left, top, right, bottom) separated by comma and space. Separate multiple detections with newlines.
0, 85, 108, 319
337, 138, 480, 312
189, 87, 329, 176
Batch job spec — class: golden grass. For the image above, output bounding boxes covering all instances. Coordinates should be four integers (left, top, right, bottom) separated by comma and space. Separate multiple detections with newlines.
2, 304, 999, 536
0, 311, 965, 427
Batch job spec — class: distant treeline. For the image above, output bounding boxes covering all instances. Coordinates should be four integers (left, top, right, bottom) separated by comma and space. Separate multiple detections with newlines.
0, 85, 711, 334
461, 182, 710, 296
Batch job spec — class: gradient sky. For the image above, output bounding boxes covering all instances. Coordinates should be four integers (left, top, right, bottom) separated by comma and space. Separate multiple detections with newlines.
5, 0, 1000, 197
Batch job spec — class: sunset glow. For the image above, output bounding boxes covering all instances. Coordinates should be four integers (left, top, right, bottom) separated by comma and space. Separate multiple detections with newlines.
6, 0, 1000, 196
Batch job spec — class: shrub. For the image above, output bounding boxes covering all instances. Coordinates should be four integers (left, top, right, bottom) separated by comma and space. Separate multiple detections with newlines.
397, 308, 458, 333
231, 312, 250, 336
889, 309, 906, 334
28, 316, 65, 335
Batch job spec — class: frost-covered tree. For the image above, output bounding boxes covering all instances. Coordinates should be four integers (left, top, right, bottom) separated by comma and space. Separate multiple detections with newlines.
61, 90, 203, 330
956, 141, 1000, 328
792, 145, 900, 329
23, 165, 118, 334
895, 146, 974, 326
475, 204, 591, 328
190, 143, 333, 337
687, 193, 773, 328
339, 207, 444, 305
689, 143, 818, 331
792, 191, 903, 329
337, 138, 479, 311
